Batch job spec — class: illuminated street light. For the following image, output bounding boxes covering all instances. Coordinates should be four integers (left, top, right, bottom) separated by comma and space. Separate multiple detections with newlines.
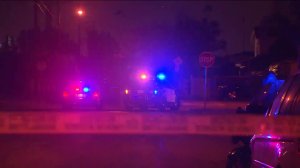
76, 8, 85, 57
77, 9, 84, 16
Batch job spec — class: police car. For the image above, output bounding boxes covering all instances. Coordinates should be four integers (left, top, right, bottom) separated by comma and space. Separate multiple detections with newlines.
62, 80, 102, 109
123, 69, 180, 111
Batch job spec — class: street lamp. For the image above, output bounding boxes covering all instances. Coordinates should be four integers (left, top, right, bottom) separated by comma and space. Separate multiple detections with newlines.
76, 9, 85, 56
77, 9, 84, 16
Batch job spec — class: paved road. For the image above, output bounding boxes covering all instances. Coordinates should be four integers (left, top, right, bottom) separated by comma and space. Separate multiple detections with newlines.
0, 100, 248, 168
0, 99, 247, 113
0, 134, 235, 168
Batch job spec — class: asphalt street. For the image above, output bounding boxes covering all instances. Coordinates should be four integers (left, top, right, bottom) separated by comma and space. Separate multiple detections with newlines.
0, 100, 247, 168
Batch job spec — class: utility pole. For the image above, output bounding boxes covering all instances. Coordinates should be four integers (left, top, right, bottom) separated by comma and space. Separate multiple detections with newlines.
34, 1, 39, 30
33, 0, 53, 29
57, 0, 60, 27
242, 16, 246, 52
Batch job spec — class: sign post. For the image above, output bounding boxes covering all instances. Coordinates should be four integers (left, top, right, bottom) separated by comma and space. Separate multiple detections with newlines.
173, 56, 183, 72
199, 52, 215, 111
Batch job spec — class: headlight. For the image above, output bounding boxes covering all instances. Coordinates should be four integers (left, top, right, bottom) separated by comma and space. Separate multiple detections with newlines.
125, 89, 129, 94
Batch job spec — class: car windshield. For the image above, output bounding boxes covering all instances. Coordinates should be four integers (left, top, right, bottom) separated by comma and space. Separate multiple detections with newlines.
0, 1, 299, 168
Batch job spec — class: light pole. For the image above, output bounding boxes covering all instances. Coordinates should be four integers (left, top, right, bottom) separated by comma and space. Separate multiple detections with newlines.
76, 9, 84, 56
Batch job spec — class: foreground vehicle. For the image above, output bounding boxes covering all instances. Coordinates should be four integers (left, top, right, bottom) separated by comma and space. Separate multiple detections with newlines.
226, 71, 285, 168
251, 73, 300, 168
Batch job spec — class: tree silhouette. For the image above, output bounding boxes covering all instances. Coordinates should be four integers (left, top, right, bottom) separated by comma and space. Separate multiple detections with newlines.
86, 28, 120, 83
253, 12, 298, 70
16, 27, 79, 100
0, 35, 19, 98
173, 10, 226, 77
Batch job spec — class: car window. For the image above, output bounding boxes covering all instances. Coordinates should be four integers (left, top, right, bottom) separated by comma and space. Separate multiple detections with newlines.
278, 75, 300, 115
268, 75, 299, 116
290, 87, 300, 114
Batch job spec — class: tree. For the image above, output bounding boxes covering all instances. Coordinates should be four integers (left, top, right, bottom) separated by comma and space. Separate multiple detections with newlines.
17, 27, 79, 100
0, 35, 19, 98
86, 28, 120, 84
253, 11, 298, 70
173, 8, 226, 77
289, 1, 300, 47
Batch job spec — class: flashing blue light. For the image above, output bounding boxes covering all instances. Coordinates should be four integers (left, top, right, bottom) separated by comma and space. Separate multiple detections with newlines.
83, 87, 90, 93
157, 73, 166, 80
154, 90, 158, 94
263, 73, 277, 85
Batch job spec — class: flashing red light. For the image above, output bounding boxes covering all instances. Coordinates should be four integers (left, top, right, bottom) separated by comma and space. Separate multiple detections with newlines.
75, 87, 80, 92
93, 92, 99, 97
140, 73, 147, 80
63, 91, 69, 97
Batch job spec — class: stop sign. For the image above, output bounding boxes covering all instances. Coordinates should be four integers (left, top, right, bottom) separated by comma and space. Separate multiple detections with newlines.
199, 52, 215, 68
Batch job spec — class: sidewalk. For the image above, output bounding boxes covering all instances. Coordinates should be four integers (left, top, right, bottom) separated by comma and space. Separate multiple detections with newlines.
181, 100, 248, 109
0, 99, 61, 111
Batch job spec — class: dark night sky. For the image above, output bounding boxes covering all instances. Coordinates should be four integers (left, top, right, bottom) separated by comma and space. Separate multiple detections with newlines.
0, 1, 291, 57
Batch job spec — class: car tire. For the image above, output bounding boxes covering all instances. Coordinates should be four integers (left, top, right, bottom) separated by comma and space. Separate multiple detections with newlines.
62, 103, 72, 110
170, 102, 180, 111
226, 146, 251, 168
123, 100, 133, 111
95, 103, 103, 111
139, 105, 147, 112
170, 99, 180, 111
125, 105, 133, 111
159, 104, 166, 112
